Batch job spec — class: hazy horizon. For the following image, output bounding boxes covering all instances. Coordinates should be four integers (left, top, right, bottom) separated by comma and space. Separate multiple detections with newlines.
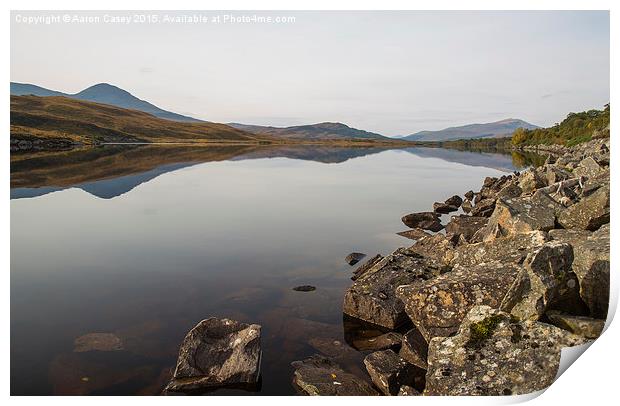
11, 10, 609, 135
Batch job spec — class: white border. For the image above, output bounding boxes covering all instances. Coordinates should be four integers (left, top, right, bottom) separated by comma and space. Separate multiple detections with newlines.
4, 1, 617, 404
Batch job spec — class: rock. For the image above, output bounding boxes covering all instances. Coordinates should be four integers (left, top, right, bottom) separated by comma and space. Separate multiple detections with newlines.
396, 228, 430, 241
424, 306, 588, 395
500, 241, 576, 321
165, 318, 261, 393
351, 332, 403, 352
453, 231, 548, 267
345, 252, 366, 266
464, 190, 475, 201
293, 285, 317, 292
407, 233, 457, 265
307, 337, 359, 359
496, 182, 523, 200
351, 254, 384, 281
582, 170, 609, 197
73, 333, 124, 352
445, 215, 488, 243
518, 169, 546, 193
343, 248, 448, 329
557, 184, 609, 231
550, 225, 610, 318
470, 198, 496, 217
444, 195, 463, 207
291, 355, 378, 395
545, 165, 572, 185
396, 261, 521, 341
398, 385, 420, 396
573, 156, 603, 179
401, 211, 443, 232
546, 311, 605, 339
398, 328, 428, 370
364, 350, 424, 395
461, 200, 473, 213
433, 202, 459, 214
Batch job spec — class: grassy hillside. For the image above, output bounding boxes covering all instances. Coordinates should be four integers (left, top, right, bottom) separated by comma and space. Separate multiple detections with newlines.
229, 122, 389, 140
10, 95, 271, 145
511, 104, 609, 147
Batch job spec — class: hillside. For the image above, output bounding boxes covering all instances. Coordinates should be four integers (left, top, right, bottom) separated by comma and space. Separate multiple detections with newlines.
228, 122, 389, 140
511, 104, 610, 147
10, 95, 272, 147
403, 119, 539, 141
11, 82, 201, 122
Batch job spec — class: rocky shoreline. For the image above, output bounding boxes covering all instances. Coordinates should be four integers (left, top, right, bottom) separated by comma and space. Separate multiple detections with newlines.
164, 136, 610, 396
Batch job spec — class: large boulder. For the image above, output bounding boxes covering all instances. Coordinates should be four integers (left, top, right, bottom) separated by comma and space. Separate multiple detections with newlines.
401, 212, 443, 232
469, 198, 496, 217
364, 350, 425, 395
445, 215, 488, 243
573, 156, 604, 179
165, 318, 261, 393
343, 248, 448, 329
424, 306, 588, 396
291, 355, 378, 395
518, 169, 547, 194
407, 233, 457, 265
549, 225, 610, 318
500, 241, 577, 321
398, 327, 429, 370
557, 184, 609, 231
396, 261, 521, 341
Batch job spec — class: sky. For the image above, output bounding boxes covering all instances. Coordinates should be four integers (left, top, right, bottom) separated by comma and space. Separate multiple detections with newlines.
11, 10, 610, 136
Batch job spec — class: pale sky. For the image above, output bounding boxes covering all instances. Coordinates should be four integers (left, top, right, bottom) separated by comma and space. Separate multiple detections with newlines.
11, 10, 609, 136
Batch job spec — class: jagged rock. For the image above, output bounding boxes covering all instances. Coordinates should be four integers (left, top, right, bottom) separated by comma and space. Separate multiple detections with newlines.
398, 328, 428, 370
461, 200, 473, 213
351, 254, 383, 281
470, 198, 496, 217
445, 215, 488, 243
457, 231, 549, 268
401, 212, 443, 232
545, 165, 572, 185
496, 181, 523, 199
307, 338, 359, 359
345, 252, 366, 266
291, 355, 378, 395
364, 350, 424, 395
293, 285, 316, 292
464, 190, 475, 201
582, 170, 609, 197
424, 306, 588, 396
73, 333, 124, 352
396, 228, 430, 241
343, 248, 448, 329
396, 261, 521, 341
546, 311, 605, 339
351, 332, 402, 351
573, 156, 603, 179
407, 233, 456, 265
550, 225, 610, 318
398, 385, 420, 396
518, 169, 547, 193
433, 202, 459, 214
165, 318, 261, 393
557, 184, 609, 231
500, 241, 576, 321
444, 195, 463, 207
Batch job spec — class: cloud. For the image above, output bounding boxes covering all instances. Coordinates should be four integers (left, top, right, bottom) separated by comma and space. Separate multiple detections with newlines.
139, 67, 154, 74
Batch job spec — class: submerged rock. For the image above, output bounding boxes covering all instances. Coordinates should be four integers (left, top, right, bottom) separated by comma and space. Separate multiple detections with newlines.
546, 311, 605, 339
165, 318, 261, 393
345, 252, 366, 266
343, 248, 448, 329
401, 212, 443, 232
293, 285, 317, 292
291, 355, 378, 396
351, 332, 403, 352
364, 349, 424, 395
73, 333, 124, 353
424, 306, 588, 396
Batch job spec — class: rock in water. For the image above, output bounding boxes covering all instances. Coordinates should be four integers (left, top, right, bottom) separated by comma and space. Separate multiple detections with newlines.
345, 252, 366, 266
401, 212, 443, 232
73, 333, 124, 352
424, 306, 588, 395
165, 318, 261, 393
351, 254, 383, 281
343, 248, 448, 329
433, 202, 459, 214
293, 285, 316, 292
351, 332, 402, 351
444, 195, 463, 207
364, 350, 424, 395
291, 355, 378, 395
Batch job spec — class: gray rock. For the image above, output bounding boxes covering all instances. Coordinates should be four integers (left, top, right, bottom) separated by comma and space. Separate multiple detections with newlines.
74, 333, 123, 352
364, 350, 424, 395
396, 261, 521, 341
351, 254, 384, 281
398, 328, 428, 370
573, 156, 603, 179
351, 332, 403, 351
165, 318, 261, 393
343, 248, 448, 329
345, 252, 366, 266
518, 169, 547, 194
424, 306, 588, 396
407, 233, 457, 265
464, 190, 475, 201
445, 215, 488, 243
291, 355, 378, 395
401, 211, 443, 232
557, 184, 609, 231
470, 198, 496, 217
396, 228, 430, 241
546, 311, 605, 339
496, 182, 523, 200
433, 202, 459, 214
453, 231, 548, 267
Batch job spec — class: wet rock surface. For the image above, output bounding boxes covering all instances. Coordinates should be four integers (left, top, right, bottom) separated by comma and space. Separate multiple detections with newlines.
293, 285, 317, 292
74, 333, 124, 353
291, 355, 379, 395
345, 252, 367, 266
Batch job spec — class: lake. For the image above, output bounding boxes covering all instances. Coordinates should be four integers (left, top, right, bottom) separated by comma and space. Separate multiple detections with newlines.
10, 144, 540, 395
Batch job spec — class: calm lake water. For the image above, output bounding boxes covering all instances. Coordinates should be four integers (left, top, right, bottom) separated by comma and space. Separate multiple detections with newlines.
10, 145, 538, 395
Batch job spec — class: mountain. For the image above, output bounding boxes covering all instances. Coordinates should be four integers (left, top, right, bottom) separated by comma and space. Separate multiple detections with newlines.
11, 95, 272, 146
403, 119, 539, 142
10, 82, 201, 122
228, 122, 390, 141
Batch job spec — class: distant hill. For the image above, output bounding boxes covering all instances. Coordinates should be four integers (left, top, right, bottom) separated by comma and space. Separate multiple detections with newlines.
10, 82, 201, 122
403, 119, 539, 142
228, 122, 390, 141
10, 95, 271, 146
